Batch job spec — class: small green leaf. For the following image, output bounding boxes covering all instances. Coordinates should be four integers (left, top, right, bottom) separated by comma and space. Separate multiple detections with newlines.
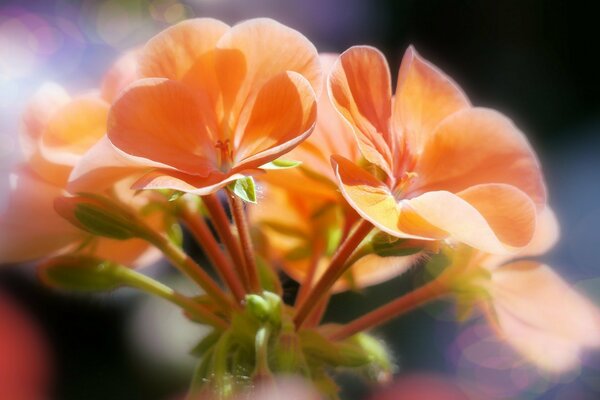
229, 176, 257, 203
168, 190, 185, 202
260, 159, 302, 169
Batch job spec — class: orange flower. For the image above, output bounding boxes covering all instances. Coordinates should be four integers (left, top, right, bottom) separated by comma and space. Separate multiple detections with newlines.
0, 63, 160, 266
467, 209, 600, 372
328, 46, 546, 254
69, 18, 320, 196
254, 55, 421, 291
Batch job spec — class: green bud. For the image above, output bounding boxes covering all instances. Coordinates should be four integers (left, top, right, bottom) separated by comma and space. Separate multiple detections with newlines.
39, 255, 126, 292
54, 194, 145, 240
246, 294, 271, 322
344, 333, 393, 382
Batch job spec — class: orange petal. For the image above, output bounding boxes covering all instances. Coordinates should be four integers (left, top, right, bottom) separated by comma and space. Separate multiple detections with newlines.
416, 108, 546, 205
28, 96, 109, 187
107, 78, 217, 176
520, 207, 560, 257
489, 261, 600, 371
0, 167, 81, 263
101, 49, 140, 102
214, 18, 321, 128
233, 71, 317, 169
68, 136, 150, 194
393, 46, 470, 153
290, 53, 360, 182
349, 253, 422, 289
328, 46, 395, 175
458, 184, 536, 249
20, 83, 70, 160
132, 169, 251, 196
402, 191, 514, 254
92, 237, 162, 268
138, 18, 229, 80
332, 155, 429, 240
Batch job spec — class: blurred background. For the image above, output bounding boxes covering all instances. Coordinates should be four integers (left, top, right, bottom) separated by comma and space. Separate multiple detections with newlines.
1, 0, 599, 399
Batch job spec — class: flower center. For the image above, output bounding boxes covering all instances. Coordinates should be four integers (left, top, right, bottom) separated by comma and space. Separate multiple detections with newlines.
215, 139, 233, 171
392, 171, 418, 199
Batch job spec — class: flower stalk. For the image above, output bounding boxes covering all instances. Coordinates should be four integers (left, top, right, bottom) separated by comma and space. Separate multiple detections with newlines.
228, 189, 261, 293
294, 219, 373, 329
180, 203, 246, 303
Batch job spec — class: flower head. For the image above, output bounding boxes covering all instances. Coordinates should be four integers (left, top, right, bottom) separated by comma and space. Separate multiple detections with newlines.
457, 209, 600, 372
0, 60, 161, 266
328, 46, 546, 254
70, 18, 320, 196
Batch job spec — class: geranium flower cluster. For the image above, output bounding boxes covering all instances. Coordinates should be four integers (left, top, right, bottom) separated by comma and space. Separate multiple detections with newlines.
1, 17, 599, 399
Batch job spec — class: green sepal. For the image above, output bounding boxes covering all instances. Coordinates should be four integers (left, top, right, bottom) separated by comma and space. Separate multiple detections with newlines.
229, 176, 257, 203
371, 231, 422, 257
190, 331, 222, 358
39, 255, 127, 292
260, 158, 302, 169
342, 333, 394, 383
54, 193, 146, 240
256, 257, 283, 296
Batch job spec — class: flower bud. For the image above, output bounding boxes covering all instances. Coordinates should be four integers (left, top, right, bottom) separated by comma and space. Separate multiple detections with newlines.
54, 194, 148, 240
38, 255, 126, 292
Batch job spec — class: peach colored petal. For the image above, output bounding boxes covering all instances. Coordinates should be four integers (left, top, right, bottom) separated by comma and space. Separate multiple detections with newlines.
349, 252, 422, 289
132, 169, 251, 196
402, 191, 512, 254
393, 46, 470, 153
415, 108, 546, 205
289, 53, 360, 181
260, 167, 339, 202
107, 78, 217, 176
482, 207, 560, 270
101, 49, 140, 102
328, 46, 394, 175
458, 184, 536, 249
68, 136, 151, 194
0, 167, 81, 263
20, 82, 70, 160
138, 18, 229, 80
40, 96, 109, 160
488, 261, 600, 371
91, 237, 162, 268
233, 71, 317, 168
214, 18, 321, 125
332, 155, 431, 240
519, 207, 559, 257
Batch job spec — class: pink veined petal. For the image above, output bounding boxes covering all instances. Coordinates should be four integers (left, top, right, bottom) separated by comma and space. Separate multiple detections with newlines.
401, 191, 512, 254
457, 183, 537, 249
289, 53, 360, 182
233, 71, 317, 170
214, 17, 321, 127
68, 136, 152, 194
415, 108, 546, 206
138, 18, 230, 80
393, 45, 470, 154
332, 155, 434, 240
107, 78, 217, 176
35, 96, 110, 186
328, 46, 395, 176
